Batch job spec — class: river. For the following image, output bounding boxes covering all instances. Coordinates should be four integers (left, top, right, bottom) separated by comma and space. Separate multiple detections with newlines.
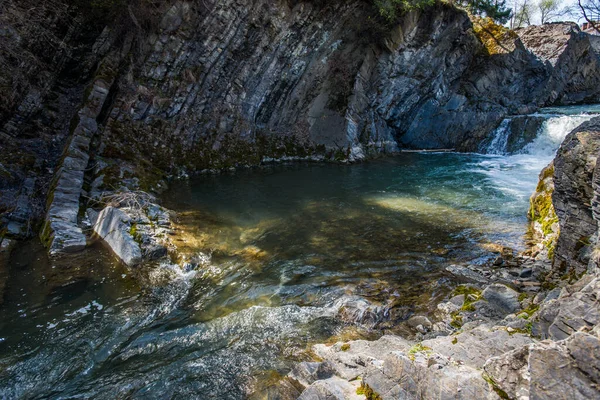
0, 105, 596, 398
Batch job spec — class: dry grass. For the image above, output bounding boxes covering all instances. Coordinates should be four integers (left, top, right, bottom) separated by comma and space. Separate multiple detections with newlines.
98, 190, 155, 210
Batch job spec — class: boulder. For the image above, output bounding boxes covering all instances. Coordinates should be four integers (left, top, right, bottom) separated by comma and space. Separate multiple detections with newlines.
407, 315, 433, 332
289, 362, 335, 387
482, 284, 521, 314
93, 206, 142, 266
485, 331, 600, 400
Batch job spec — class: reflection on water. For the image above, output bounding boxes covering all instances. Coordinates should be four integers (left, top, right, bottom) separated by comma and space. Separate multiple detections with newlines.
0, 152, 547, 398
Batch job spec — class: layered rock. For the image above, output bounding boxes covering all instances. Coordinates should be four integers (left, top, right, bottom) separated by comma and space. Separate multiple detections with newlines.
99, 4, 600, 166
2, 1, 600, 243
484, 327, 600, 399
552, 117, 600, 274
89, 193, 174, 267
0, 1, 113, 239
41, 77, 115, 254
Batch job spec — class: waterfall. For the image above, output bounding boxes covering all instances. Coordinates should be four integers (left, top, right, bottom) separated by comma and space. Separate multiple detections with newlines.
485, 119, 512, 155
520, 114, 593, 157
484, 112, 595, 156
478, 109, 596, 202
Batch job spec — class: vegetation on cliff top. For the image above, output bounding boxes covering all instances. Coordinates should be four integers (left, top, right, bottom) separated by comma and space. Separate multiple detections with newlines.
372, 0, 512, 23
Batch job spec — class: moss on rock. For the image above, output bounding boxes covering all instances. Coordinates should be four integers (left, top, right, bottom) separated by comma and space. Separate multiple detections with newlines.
528, 163, 559, 259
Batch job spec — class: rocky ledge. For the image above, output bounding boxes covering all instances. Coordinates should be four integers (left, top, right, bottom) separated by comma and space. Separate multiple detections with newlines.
288, 118, 600, 399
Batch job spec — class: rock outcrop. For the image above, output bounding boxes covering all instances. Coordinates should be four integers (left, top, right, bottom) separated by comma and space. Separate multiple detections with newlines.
529, 162, 559, 259
90, 193, 174, 267
484, 327, 600, 399
2, 1, 600, 244
552, 117, 600, 274
41, 78, 115, 254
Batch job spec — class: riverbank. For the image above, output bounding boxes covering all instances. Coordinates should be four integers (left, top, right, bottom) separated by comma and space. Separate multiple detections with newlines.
2, 111, 599, 398
290, 118, 600, 400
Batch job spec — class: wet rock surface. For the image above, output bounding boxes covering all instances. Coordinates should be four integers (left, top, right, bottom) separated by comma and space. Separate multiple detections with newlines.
93, 207, 143, 267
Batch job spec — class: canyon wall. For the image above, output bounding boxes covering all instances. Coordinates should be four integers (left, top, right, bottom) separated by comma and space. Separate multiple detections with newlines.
1, 0, 600, 245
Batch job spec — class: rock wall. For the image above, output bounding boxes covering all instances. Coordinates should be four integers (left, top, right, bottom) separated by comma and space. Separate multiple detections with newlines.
552, 117, 600, 275
99, 3, 600, 166
0, 0, 115, 238
2, 0, 600, 246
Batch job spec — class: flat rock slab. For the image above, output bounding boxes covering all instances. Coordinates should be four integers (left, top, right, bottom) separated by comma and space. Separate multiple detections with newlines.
312, 336, 412, 380
298, 376, 363, 400
422, 326, 533, 369
363, 350, 495, 400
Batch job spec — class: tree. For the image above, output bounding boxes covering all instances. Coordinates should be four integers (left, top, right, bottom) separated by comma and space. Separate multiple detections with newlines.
458, 0, 513, 24
538, 0, 573, 24
511, 0, 533, 28
373, 0, 436, 22
578, 0, 600, 33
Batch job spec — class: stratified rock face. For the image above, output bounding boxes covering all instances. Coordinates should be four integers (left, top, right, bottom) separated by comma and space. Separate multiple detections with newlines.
101, 3, 600, 165
2, 1, 600, 240
534, 275, 600, 340
0, 1, 113, 238
552, 117, 600, 274
484, 329, 600, 400
42, 78, 114, 254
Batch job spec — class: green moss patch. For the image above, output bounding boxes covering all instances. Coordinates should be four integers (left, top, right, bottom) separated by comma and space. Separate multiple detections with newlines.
357, 382, 382, 400
452, 285, 482, 312
408, 343, 432, 361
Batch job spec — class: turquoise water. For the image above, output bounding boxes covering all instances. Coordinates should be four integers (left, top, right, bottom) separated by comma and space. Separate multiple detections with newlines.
0, 107, 595, 398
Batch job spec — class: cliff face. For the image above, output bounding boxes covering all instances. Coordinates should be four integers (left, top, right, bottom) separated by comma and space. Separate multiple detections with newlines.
552, 117, 600, 275
97, 3, 600, 161
528, 116, 600, 275
1, 0, 600, 243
